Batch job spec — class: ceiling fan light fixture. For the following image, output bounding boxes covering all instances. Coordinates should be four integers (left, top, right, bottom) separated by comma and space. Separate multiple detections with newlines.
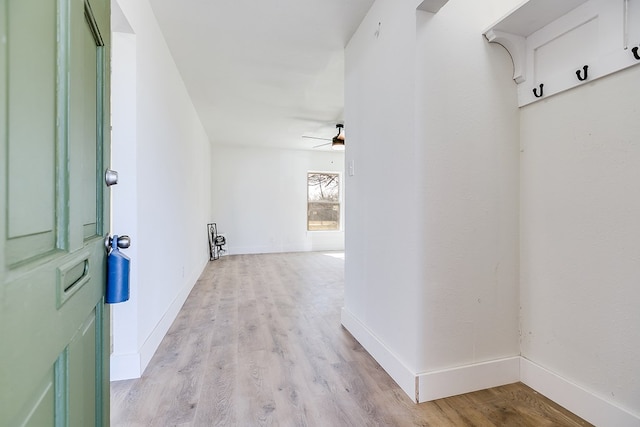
331, 123, 345, 151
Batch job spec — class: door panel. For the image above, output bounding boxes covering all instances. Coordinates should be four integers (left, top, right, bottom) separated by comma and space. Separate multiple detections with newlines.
22, 368, 55, 427
68, 308, 98, 427
6, 0, 57, 265
0, 0, 111, 425
80, 6, 100, 241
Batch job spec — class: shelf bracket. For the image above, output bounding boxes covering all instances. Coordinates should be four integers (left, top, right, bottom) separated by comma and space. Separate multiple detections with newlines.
484, 29, 526, 84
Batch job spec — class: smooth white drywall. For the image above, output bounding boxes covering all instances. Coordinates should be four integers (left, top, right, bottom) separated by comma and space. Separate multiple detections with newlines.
210, 145, 344, 254
111, 0, 212, 380
111, 30, 139, 377
344, 0, 520, 399
344, 0, 425, 376
415, 0, 521, 372
520, 65, 640, 417
346, 0, 639, 417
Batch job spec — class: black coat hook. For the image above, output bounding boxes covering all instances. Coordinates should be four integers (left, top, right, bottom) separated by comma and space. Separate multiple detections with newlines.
633, 46, 640, 60
576, 65, 588, 81
533, 83, 544, 98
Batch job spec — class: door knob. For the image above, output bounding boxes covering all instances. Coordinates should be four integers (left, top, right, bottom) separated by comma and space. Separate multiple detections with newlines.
105, 234, 131, 252
105, 169, 118, 186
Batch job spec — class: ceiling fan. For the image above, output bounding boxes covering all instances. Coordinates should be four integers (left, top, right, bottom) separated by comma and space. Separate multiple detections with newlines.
302, 123, 345, 151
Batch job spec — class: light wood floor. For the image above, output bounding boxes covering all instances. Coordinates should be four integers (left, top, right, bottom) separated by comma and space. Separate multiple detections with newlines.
111, 252, 592, 426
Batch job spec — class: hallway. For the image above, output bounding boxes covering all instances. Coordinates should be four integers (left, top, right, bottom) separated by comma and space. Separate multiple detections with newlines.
110, 252, 590, 426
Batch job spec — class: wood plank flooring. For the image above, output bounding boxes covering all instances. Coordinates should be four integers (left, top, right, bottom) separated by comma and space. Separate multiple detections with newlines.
111, 252, 592, 426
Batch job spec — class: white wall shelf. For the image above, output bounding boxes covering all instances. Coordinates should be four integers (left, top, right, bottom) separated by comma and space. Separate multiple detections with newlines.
416, 0, 449, 14
484, 0, 640, 106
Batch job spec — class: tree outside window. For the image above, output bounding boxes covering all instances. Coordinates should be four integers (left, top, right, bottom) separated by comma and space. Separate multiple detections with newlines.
307, 172, 340, 231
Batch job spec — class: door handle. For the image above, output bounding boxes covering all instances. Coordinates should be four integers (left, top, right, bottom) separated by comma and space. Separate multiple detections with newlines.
105, 234, 131, 253
105, 169, 119, 186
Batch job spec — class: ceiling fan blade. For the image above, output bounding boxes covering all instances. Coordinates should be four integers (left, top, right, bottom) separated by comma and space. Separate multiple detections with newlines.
302, 135, 331, 141
313, 142, 332, 148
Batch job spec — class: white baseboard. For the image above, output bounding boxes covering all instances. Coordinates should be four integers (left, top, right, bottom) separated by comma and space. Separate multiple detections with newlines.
138, 262, 204, 373
110, 352, 141, 381
341, 308, 519, 403
520, 357, 640, 427
110, 260, 206, 381
340, 308, 417, 401
417, 356, 520, 402
340, 309, 639, 426
229, 245, 345, 256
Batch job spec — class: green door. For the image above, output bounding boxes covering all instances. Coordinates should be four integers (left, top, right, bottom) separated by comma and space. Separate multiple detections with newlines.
0, 0, 111, 425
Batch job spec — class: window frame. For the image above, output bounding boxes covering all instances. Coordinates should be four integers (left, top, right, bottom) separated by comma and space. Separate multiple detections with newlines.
306, 171, 342, 232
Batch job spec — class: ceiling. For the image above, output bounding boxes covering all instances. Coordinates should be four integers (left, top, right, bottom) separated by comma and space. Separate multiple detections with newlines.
146, 0, 375, 151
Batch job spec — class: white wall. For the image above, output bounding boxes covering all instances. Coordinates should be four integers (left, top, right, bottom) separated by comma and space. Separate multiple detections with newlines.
344, 0, 521, 402
111, 28, 139, 378
210, 145, 344, 254
415, 0, 520, 373
343, 0, 424, 398
110, 0, 212, 380
520, 65, 640, 419
345, 0, 640, 422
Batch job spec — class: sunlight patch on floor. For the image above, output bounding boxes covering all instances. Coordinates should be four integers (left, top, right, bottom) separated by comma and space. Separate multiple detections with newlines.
323, 252, 344, 260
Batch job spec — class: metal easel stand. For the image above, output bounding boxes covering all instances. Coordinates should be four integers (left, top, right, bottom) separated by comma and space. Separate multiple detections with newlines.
207, 223, 226, 260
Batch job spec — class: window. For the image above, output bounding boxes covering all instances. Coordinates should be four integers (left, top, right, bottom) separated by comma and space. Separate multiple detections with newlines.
307, 172, 340, 231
